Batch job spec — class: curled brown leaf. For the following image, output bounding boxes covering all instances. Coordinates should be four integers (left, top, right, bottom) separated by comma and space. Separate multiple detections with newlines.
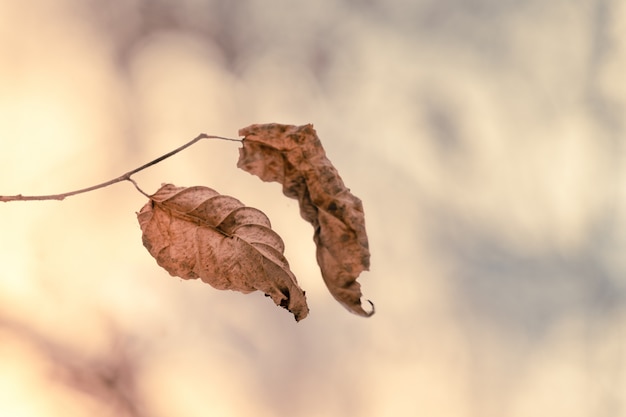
137, 184, 309, 321
237, 123, 373, 317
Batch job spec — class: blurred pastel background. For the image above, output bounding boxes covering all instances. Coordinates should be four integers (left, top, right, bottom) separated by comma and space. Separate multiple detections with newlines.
1, 1, 625, 416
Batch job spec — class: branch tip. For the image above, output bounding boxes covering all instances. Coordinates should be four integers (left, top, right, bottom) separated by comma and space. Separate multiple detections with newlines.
0, 132, 240, 202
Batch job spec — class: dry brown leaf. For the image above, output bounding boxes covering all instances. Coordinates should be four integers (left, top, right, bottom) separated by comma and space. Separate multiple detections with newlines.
237, 123, 373, 317
137, 183, 309, 321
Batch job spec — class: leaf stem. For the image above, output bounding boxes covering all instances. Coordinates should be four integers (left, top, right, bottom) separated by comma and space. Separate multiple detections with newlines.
0, 134, 241, 202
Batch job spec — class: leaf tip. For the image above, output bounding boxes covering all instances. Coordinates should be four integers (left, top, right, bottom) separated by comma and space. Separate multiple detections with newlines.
342, 298, 375, 318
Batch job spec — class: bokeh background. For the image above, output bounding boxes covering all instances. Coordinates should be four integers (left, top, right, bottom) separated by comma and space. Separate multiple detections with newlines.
1, 1, 625, 416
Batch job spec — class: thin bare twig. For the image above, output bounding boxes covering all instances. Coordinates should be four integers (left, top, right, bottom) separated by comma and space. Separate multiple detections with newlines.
0, 134, 241, 202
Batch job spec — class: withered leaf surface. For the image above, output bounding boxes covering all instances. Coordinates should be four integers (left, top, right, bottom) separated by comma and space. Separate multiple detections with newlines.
137, 183, 309, 321
237, 123, 373, 317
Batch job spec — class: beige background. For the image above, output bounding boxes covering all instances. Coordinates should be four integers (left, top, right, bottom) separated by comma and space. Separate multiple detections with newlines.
1, 1, 625, 416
